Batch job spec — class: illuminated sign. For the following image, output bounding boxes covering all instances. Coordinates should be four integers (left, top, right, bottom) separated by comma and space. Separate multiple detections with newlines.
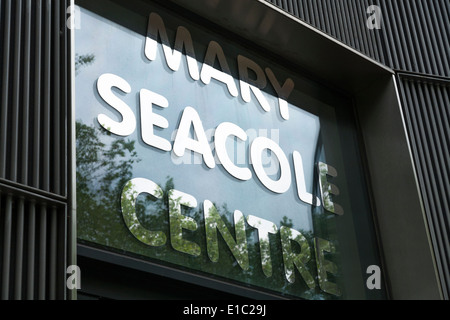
75, 2, 384, 300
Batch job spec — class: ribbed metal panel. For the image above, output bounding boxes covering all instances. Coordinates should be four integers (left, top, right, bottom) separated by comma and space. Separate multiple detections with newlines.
0, 0, 67, 195
265, 0, 386, 64
377, 0, 450, 77
266, 0, 450, 77
397, 74, 450, 299
265, 0, 450, 299
0, 0, 73, 300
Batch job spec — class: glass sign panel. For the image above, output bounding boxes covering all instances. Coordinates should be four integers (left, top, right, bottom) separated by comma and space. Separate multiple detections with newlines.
75, 0, 386, 299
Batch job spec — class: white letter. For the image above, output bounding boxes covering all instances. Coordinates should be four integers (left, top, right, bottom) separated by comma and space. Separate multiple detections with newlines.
121, 178, 167, 247
169, 189, 200, 256
173, 107, 215, 168
215, 122, 251, 181
265, 68, 294, 120
237, 55, 270, 113
200, 41, 238, 97
145, 12, 200, 80
140, 89, 172, 151
250, 137, 291, 194
247, 215, 278, 278
317, 162, 344, 215
293, 151, 321, 206
97, 73, 136, 137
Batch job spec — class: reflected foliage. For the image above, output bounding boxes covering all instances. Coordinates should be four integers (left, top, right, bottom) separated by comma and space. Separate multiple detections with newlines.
76, 120, 335, 299
75, 53, 95, 75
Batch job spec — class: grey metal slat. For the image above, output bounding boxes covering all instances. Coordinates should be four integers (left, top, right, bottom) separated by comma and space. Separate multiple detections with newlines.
324, 0, 336, 39
315, 0, 326, 33
1, 194, 13, 299
328, 0, 341, 42
33, 0, 42, 189
390, 0, 412, 71
21, 0, 32, 186
310, 0, 320, 31
396, 1, 419, 72
426, 0, 449, 76
367, 0, 383, 63
321, 0, 332, 37
10, 0, 23, 183
53, 0, 61, 195
0, 0, 11, 179
415, 1, 439, 75
49, 207, 57, 300
43, 0, 52, 192
26, 200, 36, 300
14, 197, 25, 300
419, 83, 450, 246
334, 0, 348, 45
383, 0, 405, 70
350, 0, 369, 56
403, 80, 449, 296
413, 82, 450, 292
38, 204, 47, 300
409, 0, 432, 74
436, 1, 450, 77
343, 0, 356, 46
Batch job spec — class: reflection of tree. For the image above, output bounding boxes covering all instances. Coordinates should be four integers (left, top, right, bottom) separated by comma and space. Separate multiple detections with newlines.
76, 121, 140, 246
75, 53, 95, 75
76, 120, 332, 299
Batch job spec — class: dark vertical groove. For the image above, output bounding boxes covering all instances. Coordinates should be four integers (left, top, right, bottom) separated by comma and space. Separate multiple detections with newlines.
10, 0, 22, 182
33, 0, 42, 188
43, 0, 52, 192
21, 0, 32, 185
337, 1, 354, 50
389, 0, 409, 70
0, 0, 11, 179
409, 1, 431, 74
415, 1, 438, 75
404, 2, 425, 73
399, 78, 448, 297
53, 0, 61, 195
26, 200, 36, 300
14, 197, 25, 300
324, 0, 336, 39
38, 204, 47, 300
61, 0, 68, 197
411, 80, 450, 297
364, 0, 378, 60
1, 195, 13, 299
354, 0, 368, 58
422, 1, 445, 75
431, 1, 450, 76
396, 1, 418, 71
49, 207, 58, 300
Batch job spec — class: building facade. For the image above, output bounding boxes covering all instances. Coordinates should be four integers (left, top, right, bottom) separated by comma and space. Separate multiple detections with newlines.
0, 0, 449, 300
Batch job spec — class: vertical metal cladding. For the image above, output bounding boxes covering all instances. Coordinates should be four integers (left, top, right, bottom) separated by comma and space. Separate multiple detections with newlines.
398, 75, 450, 299
0, 0, 72, 300
0, 0, 68, 194
266, 0, 450, 77
265, 0, 385, 63
265, 0, 450, 298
